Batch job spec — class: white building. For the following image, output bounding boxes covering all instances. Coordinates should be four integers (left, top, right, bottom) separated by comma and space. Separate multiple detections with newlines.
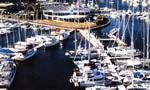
42, 2, 95, 22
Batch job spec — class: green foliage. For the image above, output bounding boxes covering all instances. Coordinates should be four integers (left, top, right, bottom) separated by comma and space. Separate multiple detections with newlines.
95, 16, 108, 25
96, 15, 105, 20
20, 2, 43, 20
19, 13, 33, 20
96, 9, 101, 14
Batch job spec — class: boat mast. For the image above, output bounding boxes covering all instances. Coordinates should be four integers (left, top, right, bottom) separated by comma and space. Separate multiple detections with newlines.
146, 20, 149, 60
88, 18, 91, 61
23, 16, 26, 41
12, 28, 16, 47
74, 28, 77, 50
18, 16, 21, 42
131, 6, 135, 87
1, 10, 3, 24
121, 15, 126, 42
6, 32, 9, 48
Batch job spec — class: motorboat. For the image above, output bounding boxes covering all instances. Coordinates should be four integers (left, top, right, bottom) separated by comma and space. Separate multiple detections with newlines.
0, 48, 23, 60
107, 46, 143, 57
65, 45, 103, 59
44, 36, 59, 48
12, 41, 37, 61
26, 35, 47, 49
52, 29, 70, 41
0, 59, 16, 90
70, 67, 112, 87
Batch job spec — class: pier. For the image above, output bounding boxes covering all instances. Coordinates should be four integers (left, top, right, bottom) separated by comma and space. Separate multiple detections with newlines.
108, 28, 127, 46
79, 29, 127, 90
107, 56, 127, 90
78, 29, 104, 50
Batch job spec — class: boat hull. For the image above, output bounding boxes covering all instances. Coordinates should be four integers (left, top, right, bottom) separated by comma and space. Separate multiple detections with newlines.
23, 48, 37, 61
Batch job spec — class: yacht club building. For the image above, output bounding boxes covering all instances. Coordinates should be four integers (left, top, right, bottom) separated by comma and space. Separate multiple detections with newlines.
42, 2, 95, 22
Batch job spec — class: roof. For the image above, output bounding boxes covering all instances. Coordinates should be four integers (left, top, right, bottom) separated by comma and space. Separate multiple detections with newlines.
53, 15, 87, 19
0, 3, 14, 7
43, 4, 70, 11
43, 3, 92, 13
0, 48, 15, 54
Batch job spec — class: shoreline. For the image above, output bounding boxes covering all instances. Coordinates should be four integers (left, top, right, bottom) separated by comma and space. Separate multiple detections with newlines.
0, 15, 110, 30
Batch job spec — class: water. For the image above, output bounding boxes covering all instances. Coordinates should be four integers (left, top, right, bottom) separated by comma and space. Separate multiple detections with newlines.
7, 32, 84, 90
2, 0, 149, 90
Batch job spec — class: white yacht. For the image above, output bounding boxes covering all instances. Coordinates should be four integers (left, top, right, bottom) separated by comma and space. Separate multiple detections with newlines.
70, 67, 112, 87
65, 44, 104, 59
0, 59, 16, 90
26, 35, 47, 49
107, 46, 143, 57
70, 57, 114, 87
12, 41, 37, 61
44, 36, 59, 48
51, 29, 70, 41
65, 48, 102, 60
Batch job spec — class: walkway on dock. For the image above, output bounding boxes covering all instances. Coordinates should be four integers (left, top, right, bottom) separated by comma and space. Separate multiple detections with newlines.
79, 29, 104, 50
108, 28, 127, 46
79, 29, 127, 90
106, 56, 127, 90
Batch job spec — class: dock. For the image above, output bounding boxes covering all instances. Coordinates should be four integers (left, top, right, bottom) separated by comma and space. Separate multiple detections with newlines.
79, 29, 127, 90
108, 28, 127, 46
78, 29, 104, 50
106, 56, 127, 90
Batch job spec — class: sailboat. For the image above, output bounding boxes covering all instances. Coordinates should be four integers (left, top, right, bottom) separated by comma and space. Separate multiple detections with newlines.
12, 22, 37, 61
107, 14, 143, 58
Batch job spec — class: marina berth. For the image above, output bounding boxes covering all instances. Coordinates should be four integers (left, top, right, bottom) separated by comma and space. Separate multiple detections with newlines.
1, 0, 150, 89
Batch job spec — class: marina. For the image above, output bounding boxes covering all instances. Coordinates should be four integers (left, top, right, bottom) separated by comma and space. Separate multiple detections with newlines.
0, 0, 149, 90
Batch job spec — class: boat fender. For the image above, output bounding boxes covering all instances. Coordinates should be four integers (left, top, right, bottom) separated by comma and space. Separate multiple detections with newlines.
65, 52, 69, 56
74, 82, 79, 87
69, 78, 73, 83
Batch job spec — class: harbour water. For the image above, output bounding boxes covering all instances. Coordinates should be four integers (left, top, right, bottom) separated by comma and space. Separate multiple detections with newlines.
1, 0, 149, 90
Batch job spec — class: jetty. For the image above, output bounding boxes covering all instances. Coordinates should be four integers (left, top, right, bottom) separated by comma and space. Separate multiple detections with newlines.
79, 29, 104, 50
108, 28, 127, 46
79, 29, 126, 90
